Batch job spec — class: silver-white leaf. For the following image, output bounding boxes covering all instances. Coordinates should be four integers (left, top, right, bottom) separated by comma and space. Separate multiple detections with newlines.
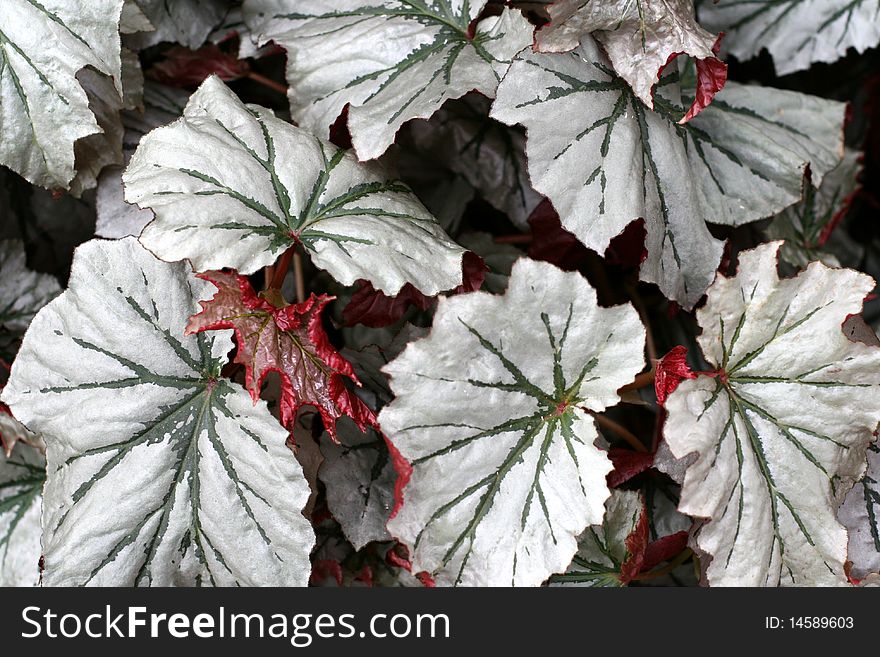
242, 1, 534, 160
1, 238, 314, 586
124, 76, 465, 295
664, 241, 880, 586
536, 0, 720, 111
699, 0, 880, 76
490, 37, 846, 306
380, 258, 646, 586
0, 0, 125, 189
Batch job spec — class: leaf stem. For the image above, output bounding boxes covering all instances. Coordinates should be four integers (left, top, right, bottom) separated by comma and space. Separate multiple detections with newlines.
618, 369, 655, 394
589, 411, 647, 452
246, 71, 288, 95
627, 283, 657, 362
633, 548, 693, 581
293, 251, 306, 304
269, 245, 296, 291
494, 234, 532, 244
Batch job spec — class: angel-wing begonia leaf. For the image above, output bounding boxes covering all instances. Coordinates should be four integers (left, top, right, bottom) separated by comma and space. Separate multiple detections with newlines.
124, 0, 230, 50
0, 240, 61, 333
698, 0, 880, 76
765, 149, 862, 269
380, 258, 646, 586
186, 270, 376, 440
0, 238, 314, 586
536, 0, 727, 121
663, 242, 880, 586
124, 76, 465, 296
0, 443, 44, 587
840, 443, 880, 580
0, 0, 125, 189
550, 490, 646, 586
241, 1, 534, 160
490, 38, 846, 307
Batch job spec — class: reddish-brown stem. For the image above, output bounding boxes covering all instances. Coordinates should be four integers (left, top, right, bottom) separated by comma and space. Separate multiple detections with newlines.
589, 411, 647, 453
618, 369, 655, 394
494, 234, 532, 244
632, 549, 693, 581
247, 71, 288, 95
627, 284, 657, 362
292, 251, 306, 304
269, 246, 296, 291
263, 265, 275, 291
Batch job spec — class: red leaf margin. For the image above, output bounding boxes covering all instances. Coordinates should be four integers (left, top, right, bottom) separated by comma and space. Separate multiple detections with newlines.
186, 272, 377, 441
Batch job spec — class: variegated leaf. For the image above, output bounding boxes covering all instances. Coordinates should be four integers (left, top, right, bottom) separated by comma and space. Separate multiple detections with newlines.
765, 149, 862, 269
0, 240, 61, 333
840, 442, 880, 581
0, 443, 44, 587
664, 242, 880, 586
0, 0, 125, 189
699, 0, 880, 76
550, 490, 645, 587
380, 258, 646, 586
1, 238, 314, 586
490, 37, 846, 306
124, 76, 465, 296
242, 1, 534, 160
536, 0, 725, 119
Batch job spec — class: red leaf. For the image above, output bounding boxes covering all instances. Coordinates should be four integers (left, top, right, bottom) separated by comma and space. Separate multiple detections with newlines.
527, 199, 590, 271
654, 345, 696, 407
619, 500, 649, 585
148, 44, 251, 88
606, 448, 655, 488
343, 281, 432, 328
641, 531, 689, 573
384, 434, 412, 520
415, 571, 436, 587
329, 104, 353, 150
186, 271, 376, 440
605, 218, 647, 268
310, 559, 343, 586
385, 543, 412, 571
355, 566, 374, 587
0, 399, 14, 455
680, 35, 728, 124
342, 252, 486, 328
